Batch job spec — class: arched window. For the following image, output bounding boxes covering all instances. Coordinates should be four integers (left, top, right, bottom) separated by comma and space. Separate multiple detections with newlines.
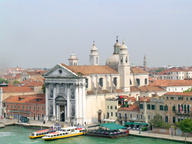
99, 78, 103, 87
165, 116, 168, 123
121, 57, 123, 63
136, 79, 140, 86
145, 78, 148, 85
86, 78, 88, 88
125, 57, 128, 63
130, 80, 132, 85
113, 77, 117, 86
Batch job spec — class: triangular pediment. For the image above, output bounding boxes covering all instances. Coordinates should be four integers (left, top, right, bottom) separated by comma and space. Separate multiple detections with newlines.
43, 64, 78, 78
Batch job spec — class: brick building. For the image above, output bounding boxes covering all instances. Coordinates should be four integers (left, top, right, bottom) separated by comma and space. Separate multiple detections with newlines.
3, 94, 45, 121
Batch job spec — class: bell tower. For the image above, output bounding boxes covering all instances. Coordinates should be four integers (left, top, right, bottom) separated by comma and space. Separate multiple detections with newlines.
89, 41, 99, 65
118, 41, 130, 92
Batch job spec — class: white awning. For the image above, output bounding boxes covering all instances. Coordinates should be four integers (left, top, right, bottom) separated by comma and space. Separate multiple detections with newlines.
102, 119, 115, 122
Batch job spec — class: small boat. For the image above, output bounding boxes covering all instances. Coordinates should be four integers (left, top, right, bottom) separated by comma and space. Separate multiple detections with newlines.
29, 124, 61, 139
42, 127, 85, 141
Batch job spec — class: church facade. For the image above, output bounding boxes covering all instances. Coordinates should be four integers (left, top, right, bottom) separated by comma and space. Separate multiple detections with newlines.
43, 37, 150, 124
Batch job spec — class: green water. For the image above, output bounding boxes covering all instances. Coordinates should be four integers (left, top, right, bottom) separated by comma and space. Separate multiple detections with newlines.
0, 126, 188, 144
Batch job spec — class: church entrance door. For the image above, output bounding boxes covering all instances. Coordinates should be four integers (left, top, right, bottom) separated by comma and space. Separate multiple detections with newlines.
60, 105, 65, 122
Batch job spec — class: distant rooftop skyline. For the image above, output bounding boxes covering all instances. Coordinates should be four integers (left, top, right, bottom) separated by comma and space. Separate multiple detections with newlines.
0, 0, 192, 69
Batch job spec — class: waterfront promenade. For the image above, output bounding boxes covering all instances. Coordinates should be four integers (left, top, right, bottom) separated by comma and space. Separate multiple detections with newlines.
1, 119, 192, 143
130, 130, 192, 143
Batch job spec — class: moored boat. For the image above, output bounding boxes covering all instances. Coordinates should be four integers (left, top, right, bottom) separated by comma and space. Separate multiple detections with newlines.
29, 124, 61, 139
42, 127, 85, 141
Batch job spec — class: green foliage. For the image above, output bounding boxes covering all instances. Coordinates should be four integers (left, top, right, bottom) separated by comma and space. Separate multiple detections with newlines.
13, 80, 19, 86
42, 84, 45, 94
142, 127, 147, 131
0, 78, 8, 84
176, 118, 192, 133
183, 87, 192, 92
149, 114, 171, 128
155, 68, 165, 73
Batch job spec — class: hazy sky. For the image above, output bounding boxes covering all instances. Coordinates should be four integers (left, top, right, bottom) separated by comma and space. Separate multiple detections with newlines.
0, 0, 192, 69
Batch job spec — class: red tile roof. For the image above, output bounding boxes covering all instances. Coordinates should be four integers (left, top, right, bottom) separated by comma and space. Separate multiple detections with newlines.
19, 79, 43, 87
139, 97, 151, 102
157, 68, 192, 75
150, 79, 192, 87
26, 71, 47, 76
131, 68, 148, 74
3, 94, 45, 104
139, 85, 165, 92
130, 86, 140, 92
2, 87, 33, 93
126, 97, 136, 102
61, 64, 118, 75
165, 92, 192, 97
118, 105, 139, 111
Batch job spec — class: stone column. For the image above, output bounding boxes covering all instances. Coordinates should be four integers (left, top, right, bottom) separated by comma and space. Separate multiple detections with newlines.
56, 105, 59, 121
79, 83, 83, 124
45, 83, 49, 121
82, 83, 86, 124
65, 105, 67, 122
143, 100, 147, 123
53, 84, 56, 120
75, 83, 79, 122
67, 84, 70, 122
0, 88, 2, 117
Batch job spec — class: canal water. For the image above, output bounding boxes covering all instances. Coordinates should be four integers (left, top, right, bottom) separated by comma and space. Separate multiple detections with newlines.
0, 125, 187, 144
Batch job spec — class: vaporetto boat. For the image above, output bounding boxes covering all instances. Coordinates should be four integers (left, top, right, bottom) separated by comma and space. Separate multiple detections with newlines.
29, 124, 61, 139
42, 127, 85, 141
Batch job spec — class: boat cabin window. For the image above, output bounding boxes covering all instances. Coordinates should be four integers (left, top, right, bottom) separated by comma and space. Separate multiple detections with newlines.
71, 129, 75, 132
57, 134, 59, 136
67, 129, 70, 131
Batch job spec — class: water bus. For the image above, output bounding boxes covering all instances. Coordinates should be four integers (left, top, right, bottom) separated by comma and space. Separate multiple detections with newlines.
42, 127, 85, 141
29, 124, 61, 139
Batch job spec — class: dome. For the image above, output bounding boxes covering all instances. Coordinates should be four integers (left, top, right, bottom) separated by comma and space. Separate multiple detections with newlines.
91, 41, 97, 51
69, 53, 78, 60
114, 42, 121, 47
120, 41, 127, 49
106, 54, 119, 69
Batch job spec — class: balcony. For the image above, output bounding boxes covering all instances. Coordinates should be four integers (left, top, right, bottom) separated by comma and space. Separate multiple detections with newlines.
174, 110, 191, 116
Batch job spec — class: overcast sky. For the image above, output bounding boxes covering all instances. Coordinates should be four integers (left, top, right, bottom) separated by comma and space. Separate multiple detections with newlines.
0, 0, 192, 69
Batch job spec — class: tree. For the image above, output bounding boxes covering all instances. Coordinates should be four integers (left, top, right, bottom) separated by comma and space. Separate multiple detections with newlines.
183, 87, 192, 92
176, 118, 192, 142
13, 80, 20, 86
0, 78, 8, 84
149, 114, 171, 128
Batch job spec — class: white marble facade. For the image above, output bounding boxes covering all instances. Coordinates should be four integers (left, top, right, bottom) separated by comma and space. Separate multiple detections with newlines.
44, 64, 86, 124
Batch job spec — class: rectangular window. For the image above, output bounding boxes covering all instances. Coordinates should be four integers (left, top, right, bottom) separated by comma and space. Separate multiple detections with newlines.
42, 107, 44, 110
152, 105, 155, 110
172, 117, 175, 123
107, 106, 109, 109
140, 115, 143, 119
148, 115, 150, 120
119, 113, 121, 118
178, 97, 183, 100
111, 112, 113, 117
130, 114, 132, 118
38, 107, 39, 110
165, 116, 168, 123
164, 105, 168, 111
115, 106, 117, 109
116, 112, 117, 117
42, 114, 44, 118
160, 105, 164, 111
172, 106, 175, 112
147, 104, 150, 110
7, 105, 8, 108
166, 96, 169, 100
171, 97, 174, 100
137, 114, 138, 119
186, 97, 189, 100
34, 107, 35, 110
125, 114, 127, 119
14, 105, 16, 109
26, 106, 28, 109
140, 104, 143, 109
29, 106, 31, 110
22, 106, 24, 109
18, 106, 20, 109
190, 98, 192, 100
107, 112, 109, 118
111, 106, 113, 109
